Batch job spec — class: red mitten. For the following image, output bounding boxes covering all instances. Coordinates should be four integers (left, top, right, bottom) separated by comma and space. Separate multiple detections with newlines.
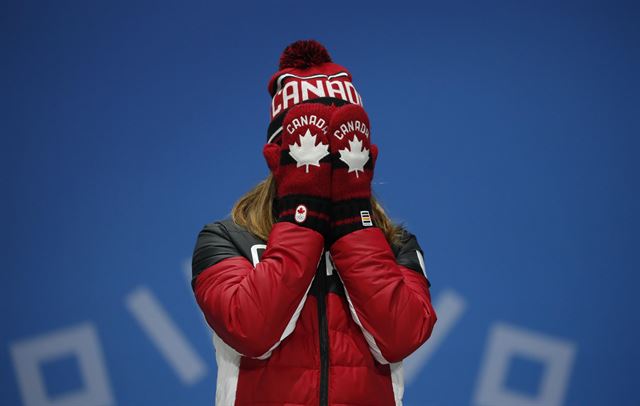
263, 103, 335, 236
327, 104, 379, 244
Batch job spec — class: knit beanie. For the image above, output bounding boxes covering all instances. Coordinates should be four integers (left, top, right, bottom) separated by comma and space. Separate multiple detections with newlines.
266, 40, 364, 144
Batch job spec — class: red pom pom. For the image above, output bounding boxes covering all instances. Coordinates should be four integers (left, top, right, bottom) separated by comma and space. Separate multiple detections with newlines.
279, 40, 332, 70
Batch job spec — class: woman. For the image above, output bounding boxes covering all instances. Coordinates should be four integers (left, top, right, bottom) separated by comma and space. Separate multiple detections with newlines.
191, 40, 437, 406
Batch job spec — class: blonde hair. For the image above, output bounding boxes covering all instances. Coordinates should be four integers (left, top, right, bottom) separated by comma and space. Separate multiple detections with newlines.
231, 174, 405, 246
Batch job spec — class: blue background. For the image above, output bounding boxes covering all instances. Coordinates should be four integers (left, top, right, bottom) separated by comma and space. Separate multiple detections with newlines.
2, 0, 639, 405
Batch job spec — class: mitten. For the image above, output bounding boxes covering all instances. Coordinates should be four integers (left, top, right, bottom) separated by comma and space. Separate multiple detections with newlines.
327, 104, 379, 244
263, 103, 335, 236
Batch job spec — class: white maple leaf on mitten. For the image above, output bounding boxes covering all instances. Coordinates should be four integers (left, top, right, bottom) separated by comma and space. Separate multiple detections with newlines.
339, 135, 370, 178
289, 129, 330, 173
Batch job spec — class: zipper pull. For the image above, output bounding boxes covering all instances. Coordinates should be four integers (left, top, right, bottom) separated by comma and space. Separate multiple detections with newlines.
325, 251, 334, 276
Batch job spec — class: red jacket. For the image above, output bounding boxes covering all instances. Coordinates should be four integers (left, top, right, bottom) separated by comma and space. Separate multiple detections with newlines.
191, 219, 437, 406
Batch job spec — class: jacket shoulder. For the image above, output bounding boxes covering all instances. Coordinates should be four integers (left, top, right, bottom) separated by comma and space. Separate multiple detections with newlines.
191, 218, 267, 288
191, 219, 236, 281
391, 227, 431, 287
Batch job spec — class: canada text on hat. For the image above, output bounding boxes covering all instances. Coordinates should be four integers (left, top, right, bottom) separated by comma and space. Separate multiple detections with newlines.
266, 40, 363, 143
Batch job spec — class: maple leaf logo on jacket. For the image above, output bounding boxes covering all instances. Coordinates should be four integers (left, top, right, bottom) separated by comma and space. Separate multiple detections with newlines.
289, 129, 330, 173
339, 135, 370, 177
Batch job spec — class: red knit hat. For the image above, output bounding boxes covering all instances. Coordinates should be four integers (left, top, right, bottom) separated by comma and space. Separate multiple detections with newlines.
266, 40, 364, 143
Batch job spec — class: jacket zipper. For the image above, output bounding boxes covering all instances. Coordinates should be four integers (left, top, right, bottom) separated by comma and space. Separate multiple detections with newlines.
317, 256, 329, 406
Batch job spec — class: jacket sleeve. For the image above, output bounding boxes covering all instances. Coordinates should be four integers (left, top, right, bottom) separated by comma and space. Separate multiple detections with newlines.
330, 227, 437, 364
191, 221, 324, 359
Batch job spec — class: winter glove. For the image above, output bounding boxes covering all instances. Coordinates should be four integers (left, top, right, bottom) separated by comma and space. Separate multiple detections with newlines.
263, 102, 335, 237
328, 104, 379, 245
